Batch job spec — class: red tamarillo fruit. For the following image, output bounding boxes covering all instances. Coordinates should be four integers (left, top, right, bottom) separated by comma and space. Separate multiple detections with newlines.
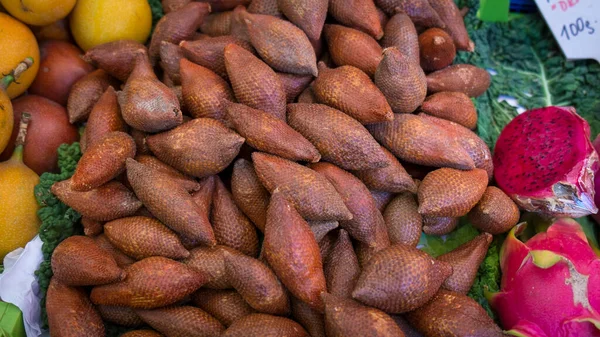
136, 306, 225, 337
329, 0, 383, 39
376, 0, 445, 28
429, 0, 474, 51
51, 180, 142, 221
323, 229, 360, 299
135, 155, 200, 192
309, 221, 339, 242
421, 91, 477, 129
375, 47, 427, 114
223, 313, 309, 337
252, 152, 352, 221
383, 193, 423, 246
468, 186, 520, 234
146, 118, 244, 178
381, 12, 419, 65
277, 72, 313, 103
98, 305, 144, 327
67, 69, 114, 123
82, 40, 147, 81
46, 279, 105, 337
159, 41, 183, 85
180, 36, 254, 80
324, 24, 382, 77
192, 289, 256, 326
291, 297, 326, 337
418, 168, 488, 217
83, 86, 127, 151
419, 27, 456, 71
200, 11, 233, 36
248, 0, 282, 17
182, 246, 231, 289
82, 218, 103, 237
426, 64, 491, 97
224, 43, 287, 120
422, 216, 458, 235
312, 63, 393, 124
352, 146, 416, 193
277, 0, 327, 41
94, 234, 136, 268
231, 159, 270, 231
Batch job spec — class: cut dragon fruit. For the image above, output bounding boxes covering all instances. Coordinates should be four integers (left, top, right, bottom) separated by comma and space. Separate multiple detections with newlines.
493, 106, 599, 217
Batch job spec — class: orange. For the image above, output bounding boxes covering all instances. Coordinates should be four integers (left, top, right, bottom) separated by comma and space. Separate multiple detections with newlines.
0, 0, 76, 26
0, 88, 13, 153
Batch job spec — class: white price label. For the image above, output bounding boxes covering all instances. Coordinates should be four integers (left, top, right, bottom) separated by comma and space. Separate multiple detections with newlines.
534, 0, 600, 62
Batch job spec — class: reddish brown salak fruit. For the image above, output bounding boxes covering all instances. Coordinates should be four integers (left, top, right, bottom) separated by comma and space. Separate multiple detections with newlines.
376, 6, 389, 28
82, 217, 104, 237
205, 0, 251, 11
90, 256, 206, 308
67, 69, 114, 123
376, 0, 445, 28
422, 216, 459, 235
383, 193, 423, 247
51, 179, 142, 221
223, 248, 290, 315
391, 315, 423, 337
182, 246, 231, 289
419, 27, 456, 71
429, 0, 474, 51
71, 132, 136, 191
98, 305, 144, 327
135, 155, 200, 192
418, 168, 488, 217
201, 11, 234, 36
291, 297, 326, 337
371, 189, 396, 212
192, 289, 256, 326
131, 129, 151, 155
322, 293, 406, 337
352, 146, 416, 193
230, 5, 251, 41
104, 216, 190, 260
137, 306, 225, 337
405, 290, 503, 336
353, 244, 452, 313
94, 234, 136, 267
323, 229, 360, 299
248, 0, 282, 17
126, 159, 216, 245
242, 11, 318, 75
223, 313, 309, 337
324, 24, 382, 77
309, 221, 339, 242
312, 63, 393, 124
367, 113, 475, 169
180, 58, 234, 123
224, 43, 287, 120
421, 91, 477, 129
83, 86, 127, 151
438, 233, 493, 294
277, 0, 327, 41
231, 159, 270, 231
161, 0, 190, 13
329, 0, 382, 39
381, 12, 419, 65
375, 47, 427, 114
121, 330, 163, 337
264, 190, 327, 311
252, 152, 352, 221
277, 72, 313, 103
51, 235, 125, 286
146, 119, 244, 177
226, 102, 321, 162
149, 2, 211, 62
468, 186, 520, 234
159, 41, 183, 85
288, 103, 390, 170
427, 64, 490, 97
46, 279, 105, 337
180, 36, 254, 79
83, 40, 147, 81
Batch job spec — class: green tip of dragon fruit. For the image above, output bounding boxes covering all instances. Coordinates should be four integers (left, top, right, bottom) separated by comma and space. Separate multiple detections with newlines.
490, 218, 600, 336
493, 106, 599, 217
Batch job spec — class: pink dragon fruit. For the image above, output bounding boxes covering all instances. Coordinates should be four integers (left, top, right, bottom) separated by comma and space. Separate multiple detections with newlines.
489, 218, 600, 336
493, 106, 599, 217
593, 134, 600, 224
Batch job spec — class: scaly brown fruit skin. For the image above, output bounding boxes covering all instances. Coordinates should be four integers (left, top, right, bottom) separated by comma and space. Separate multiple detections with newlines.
131, 129, 151, 155
135, 155, 200, 192
51, 236, 125, 286
71, 132, 136, 191
126, 159, 217, 245
367, 113, 475, 170
83, 86, 127, 152
312, 63, 393, 124
224, 43, 287, 120
276, 72, 313, 103
405, 290, 503, 336
224, 313, 309, 337
426, 64, 490, 97
353, 244, 453, 313
264, 190, 327, 311
47, 279, 105, 337
242, 12, 318, 76
371, 189, 396, 212
381, 13, 419, 66
104, 216, 190, 260
383, 193, 422, 247
149, 2, 211, 62
288, 103, 390, 170
180, 59, 234, 123
90, 256, 206, 308
468, 186, 520, 234
323, 229, 360, 299
429, 0, 474, 51
248, 0, 282, 17
230, 5, 251, 41
376, 6, 389, 28
418, 168, 488, 217
252, 152, 352, 221
82, 40, 147, 82
182, 246, 231, 289
205, 0, 251, 11
353, 146, 417, 193
67, 69, 114, 124
192, 289, 256, 326
391, 315, 423, 337
375, 47, 427, 114
98, 305, 144, 327
180, 36, 254, 80
438, 233, 493, 294
324, 24, 382, 77
51, 179, 142, 221
231, 159, 270, 231
82, 217, 103, 237
422, 216, 458, 235
121, 330, 163, 337
226, 102, 321, 162
309, 221, 339, 242
376, 0, 445, 28
421, 91, 477, 129
137, 306, 225, 337
159, 41, 183, 85
162, 0, 191, 13
318, 231, 336, 264
277, 0, 327, 41
94, 234, 136, 267
146, 119, 244, 178
297, 86, 317, 103
291, 297, 326, 337
322, 293, 406, 337
329, 0, 382, 39
117, 53, 183, 133
201, 11, 234, 36
223, 247, 290, 315
418, 27, 456, 72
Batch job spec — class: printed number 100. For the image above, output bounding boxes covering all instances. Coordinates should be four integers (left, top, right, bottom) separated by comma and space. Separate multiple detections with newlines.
561, 17, 595, 40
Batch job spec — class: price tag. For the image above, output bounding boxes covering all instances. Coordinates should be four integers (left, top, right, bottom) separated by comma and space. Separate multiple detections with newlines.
534, 0, 600, 62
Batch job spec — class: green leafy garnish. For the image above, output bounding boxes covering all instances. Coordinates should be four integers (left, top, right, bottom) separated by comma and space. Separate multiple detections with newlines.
467, 237, 502, 319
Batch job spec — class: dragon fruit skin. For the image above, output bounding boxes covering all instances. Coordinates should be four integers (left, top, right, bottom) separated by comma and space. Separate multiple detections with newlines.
493, 106, 599, 217
593, 135, 600, 224
489, 218, 600, 337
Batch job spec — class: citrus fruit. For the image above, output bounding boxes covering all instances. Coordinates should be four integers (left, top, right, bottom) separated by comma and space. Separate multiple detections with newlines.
0, 88, 13, 154
0, 0, 76, 26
